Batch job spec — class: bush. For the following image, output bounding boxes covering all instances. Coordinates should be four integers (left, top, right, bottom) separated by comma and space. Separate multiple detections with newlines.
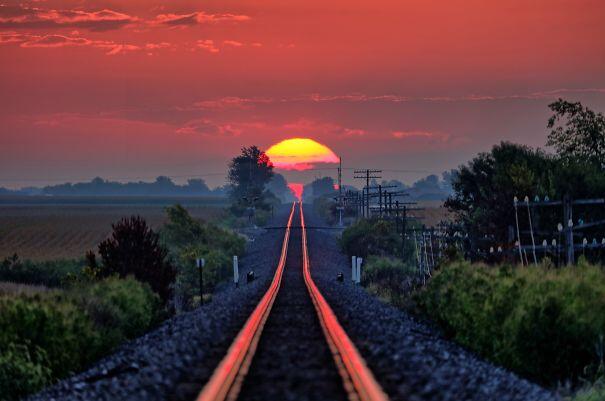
416, 260, 605, 386
0, 343, 51, 401
362, 257, 418, 307
340, 218, 403, 258
0, 277, 161, 400
70, 277, 161, 349
98, 216, 176, 305
0, 255, 83, 287
0, 294, 98, 380
162, 205, 245, 311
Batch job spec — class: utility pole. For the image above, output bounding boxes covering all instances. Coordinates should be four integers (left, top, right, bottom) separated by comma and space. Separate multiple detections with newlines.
354, 169, 382, 218
337, 157, 343, 226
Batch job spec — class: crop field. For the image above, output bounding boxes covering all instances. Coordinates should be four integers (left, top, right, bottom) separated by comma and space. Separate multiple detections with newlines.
415, 200, 452, 226
0, 196, 228, 261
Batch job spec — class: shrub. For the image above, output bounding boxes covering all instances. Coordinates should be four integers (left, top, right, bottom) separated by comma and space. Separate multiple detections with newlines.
0, 343, 51, 401
340, 218, 403, 258
98, 216, 176, 305
0, 277, 162, 400
416, 260, 605, 386
362, 257, 418, 306
0, 294, 98, 380
162, 205, 245, 311
0, 255, 83, 287
70, 277, 161, 349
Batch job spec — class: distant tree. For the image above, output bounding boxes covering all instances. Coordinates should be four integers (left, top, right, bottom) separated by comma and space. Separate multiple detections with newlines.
441, 169, 458, 193
547, 99, 605, 168
227, 146, 274, 210
265, 173, 294, 203
311, 177, 336, 198
98, 216, 176, 305
412, 174, 441, 191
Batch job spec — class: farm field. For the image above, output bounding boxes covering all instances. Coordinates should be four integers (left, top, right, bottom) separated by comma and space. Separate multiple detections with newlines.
0, 196, 228, 261
415, 200, 451, 226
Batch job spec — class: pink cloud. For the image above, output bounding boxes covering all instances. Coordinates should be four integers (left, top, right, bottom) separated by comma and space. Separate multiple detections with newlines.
392, 130, 437, 139
197, 39, 219, 53
223, 40, 243, 47
5, 32, 140, 55
0, 5, 136, 31
153, 11, 250, 26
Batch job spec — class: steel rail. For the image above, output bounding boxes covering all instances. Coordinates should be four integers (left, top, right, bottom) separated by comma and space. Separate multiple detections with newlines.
300, 202, 389, 401
197, 201, 388, 401
196, 202, 295, 401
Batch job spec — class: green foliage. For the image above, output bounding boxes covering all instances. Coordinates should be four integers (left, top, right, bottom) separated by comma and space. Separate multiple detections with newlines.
340, 218, 403, 258
547, 99, 605, 168
98, 216, 176, 305
0, 255, 83, 287
0, 343, 51, 401
162, 205, 245, 310
0, 277, 161, 400
416, 260, 605, 386
445, 141, 605, 262
70, 277, 161, 349
362, 257, 418, 306
0, 293, 98, 380
445, 142, 556, 243
573, 380, 605, 401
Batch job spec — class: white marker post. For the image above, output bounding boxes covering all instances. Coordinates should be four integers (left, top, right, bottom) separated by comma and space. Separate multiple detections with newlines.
356, 257, 363, 285
351, 256, 357, 282
233, 255, 239, 288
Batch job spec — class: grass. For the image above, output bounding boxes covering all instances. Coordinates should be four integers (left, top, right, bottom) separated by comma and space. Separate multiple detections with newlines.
0, 199, 227, 260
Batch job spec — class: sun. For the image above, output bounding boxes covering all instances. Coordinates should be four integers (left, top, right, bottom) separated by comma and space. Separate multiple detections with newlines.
265, 137, 339, 171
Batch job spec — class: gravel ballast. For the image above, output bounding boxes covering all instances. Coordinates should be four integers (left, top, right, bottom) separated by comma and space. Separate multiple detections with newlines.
28, 207, 292, 401
30, 204, 561, 401
303, 208, 560, 401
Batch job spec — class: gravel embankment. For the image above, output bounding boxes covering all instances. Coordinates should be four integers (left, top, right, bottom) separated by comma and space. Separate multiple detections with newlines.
304, 208, 560, 401
28, 207, 292, 401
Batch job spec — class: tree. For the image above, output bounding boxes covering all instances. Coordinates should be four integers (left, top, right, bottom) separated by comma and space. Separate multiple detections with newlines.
98, 216, 176, 305
265, 173, 294, 203
547, 99, 605, 168
445, 142, 556, 244
227, 146, 274, 210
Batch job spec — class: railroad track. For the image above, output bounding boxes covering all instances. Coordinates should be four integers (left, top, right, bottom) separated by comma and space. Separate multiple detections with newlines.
196, 202, 388, 401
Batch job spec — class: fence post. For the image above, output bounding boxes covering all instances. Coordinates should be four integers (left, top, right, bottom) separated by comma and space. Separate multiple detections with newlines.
351, 256, 357, 282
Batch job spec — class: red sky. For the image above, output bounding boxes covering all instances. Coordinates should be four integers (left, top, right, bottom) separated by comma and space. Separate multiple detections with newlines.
1, 0, 604, 188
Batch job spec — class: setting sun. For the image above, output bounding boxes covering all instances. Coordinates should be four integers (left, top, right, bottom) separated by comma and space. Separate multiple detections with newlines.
266, 138, 339, 171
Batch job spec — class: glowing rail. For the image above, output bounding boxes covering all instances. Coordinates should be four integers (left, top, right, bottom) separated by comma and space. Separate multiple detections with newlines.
300, 202, 389, 401
197, 202, 389, 401
196, 203, 295, 401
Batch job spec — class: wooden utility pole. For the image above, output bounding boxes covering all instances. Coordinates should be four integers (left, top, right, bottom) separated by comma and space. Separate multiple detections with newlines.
354, 169, 381, 218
